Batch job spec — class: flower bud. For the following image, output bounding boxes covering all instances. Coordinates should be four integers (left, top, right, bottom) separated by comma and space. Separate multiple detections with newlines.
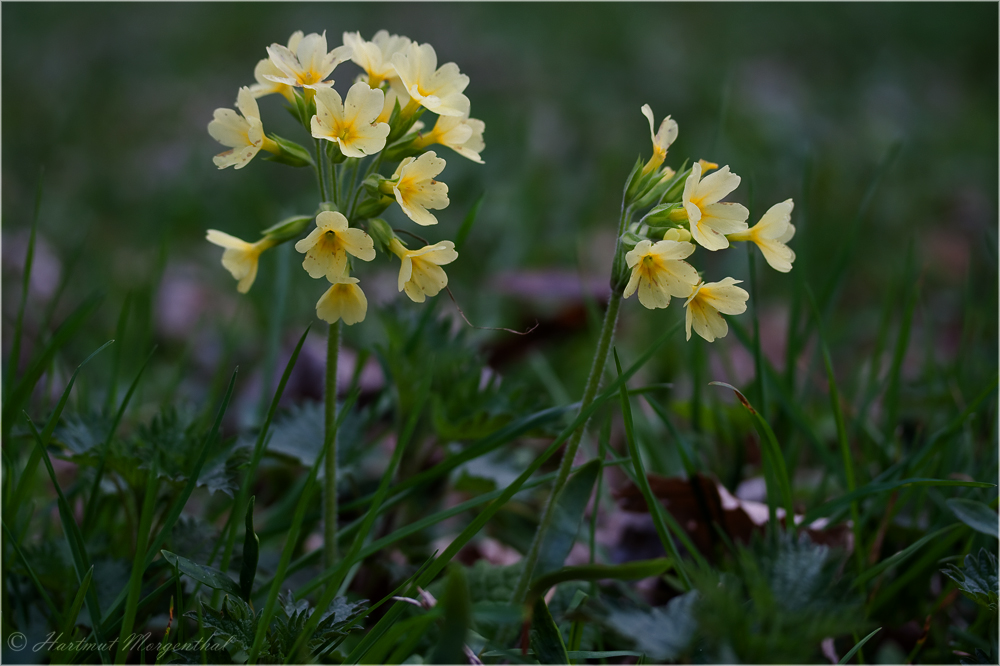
618, 230, 646, 253
632, 167, 678, 209
642, 202, 685, 227
261, 134, 314, 168
261, 214, 312, 242
354, 196, 393, 220
365, 217, 397, 254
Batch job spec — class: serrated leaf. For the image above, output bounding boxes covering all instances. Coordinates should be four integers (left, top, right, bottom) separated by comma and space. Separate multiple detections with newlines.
947, 498, 999, 539
194, 595, 259, 655
600, 591, 699, 662
943, 549, 999, 612
162, 550, 241, 598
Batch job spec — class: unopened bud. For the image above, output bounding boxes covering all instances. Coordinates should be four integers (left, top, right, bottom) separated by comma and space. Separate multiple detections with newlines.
662, 228, 692, 243
366, 217, 397, 254
262, 215, 312, 242
262, 134, 314, 168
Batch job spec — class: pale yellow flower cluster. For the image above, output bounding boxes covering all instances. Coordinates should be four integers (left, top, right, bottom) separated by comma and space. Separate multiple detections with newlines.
620, 106, 797, 342
205, 30, 483, 326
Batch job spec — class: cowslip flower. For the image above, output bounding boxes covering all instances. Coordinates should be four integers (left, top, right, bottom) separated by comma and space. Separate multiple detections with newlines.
684, 277, 749, 342
682, 162, 749, 251
640, 105, 678, 175
208, 87, 279, 169
343, 30, 411, 89
727, 199, 796, 273
250, 31, 303, 101
390, 238, 458, 303
623, 240, 699, 309
294, 211, 376, 281
390, 151, 449, 226
391, 42, 470, 117
316, 276, 368, 325
311, 82, 390, 157
206, 230, 277, 293
264, 31, 352, 90
413, 113, 485, 163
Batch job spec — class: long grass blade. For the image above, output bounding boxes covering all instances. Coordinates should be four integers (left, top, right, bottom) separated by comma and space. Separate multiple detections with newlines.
115, 473, 160, 664
853, 523, 961, 588
839, 627, 881, 664
2, 519, 64, 626
802, 478, 994, 524
6, 167, 45, 401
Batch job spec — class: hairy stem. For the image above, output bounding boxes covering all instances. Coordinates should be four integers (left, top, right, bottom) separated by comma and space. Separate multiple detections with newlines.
324, 320, 341, 569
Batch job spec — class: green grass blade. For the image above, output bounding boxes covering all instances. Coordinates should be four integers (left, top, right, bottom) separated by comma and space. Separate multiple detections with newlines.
709, 382, 795, 527
7, 339, 114, 532
529, 597, 569, 665
6, 167, 44, 401
455, 192, 485, 252
805, 286, 865, 571
104, 293, 132, 414
884, 238, 917, 439
853, 523, 961, 588
116, 473, 160, 664
240, 496, 260, 601
216, 326, 310, 574
641, 395, 696, 476
61, 564, 94, 640
2, 519, 64, 626
527, 559, 674, 605
839, 627, 881, 664
429, 566, 473, 665
745, 243, 768, 419
25, 416, 110, 663
83, 345, 157, 537
802, 478, 995, 524
867, 524, 967, 615
615, 349, 695, 588
2, 293, 104, 442
535, 459, 600, 578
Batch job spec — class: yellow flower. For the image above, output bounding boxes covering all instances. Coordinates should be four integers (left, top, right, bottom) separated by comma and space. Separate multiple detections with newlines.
639, 105, 678, 175
413, 113, 485, 164
343, 30, 411, 89
390, 151, 449, 226
684, 278, 749, 342
250, 31, 303, 101
727, 199, 796, 273
294, 211, 376, 281
208, 87, 279, 169
391, 238, 458, 303
623, 239, 699, 309
662, 228, 691, 242
205, 230, 277, 293
391, 42, 470, 117
316, 277, 368, 325
311, 82, 390, 157
264, 31, 352, 90
682, 161, 749, 251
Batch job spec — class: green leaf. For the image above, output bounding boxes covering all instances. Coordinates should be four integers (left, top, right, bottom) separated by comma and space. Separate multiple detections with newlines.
942, 549, 998, 612
535, 459, 600, 579
854, 523, 961, 588
240, 497, 260, 602
196, 595, 259, 655
530, 597, 569, 665
600, 591, 699, 662
455, 192, 485, 252
430, 566, 473, 665
162, 550, 241, 598
947, 499, 999, 539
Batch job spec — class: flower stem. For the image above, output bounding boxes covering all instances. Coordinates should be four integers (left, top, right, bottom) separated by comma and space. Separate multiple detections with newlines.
323, 319, 341, 569
509, 286, 623, 605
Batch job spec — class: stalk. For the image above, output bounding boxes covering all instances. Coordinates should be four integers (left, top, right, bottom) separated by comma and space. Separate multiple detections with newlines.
323, 319, 341, 569
510, 203, 631, 605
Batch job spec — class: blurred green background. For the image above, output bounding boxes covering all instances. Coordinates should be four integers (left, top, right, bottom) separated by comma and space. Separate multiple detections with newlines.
2, 2, 997, 426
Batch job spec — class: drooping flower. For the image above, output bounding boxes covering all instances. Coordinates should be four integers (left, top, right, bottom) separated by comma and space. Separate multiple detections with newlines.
264, 31, 352, 90
311, 82, 390, 157
390, 238, 458, 303
391, 42, 470, 117
727, 199, 796, 273
208, 87, 279, 169
390, 151, 449, 226
316, 276, 368, 325
682, 162, 749, 251
413, 113, 485, 163
205, 230, 277, 293
623, 240, 699, 309
684, 277, 749, 342
294, 211, 376, 281
250, 31, 303, 101
640, 105, 678, 175
343, 30, 411, 89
